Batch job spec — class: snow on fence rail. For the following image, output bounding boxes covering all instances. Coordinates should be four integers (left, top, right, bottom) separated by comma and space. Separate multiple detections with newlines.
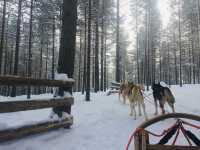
0, 75, 75, 142
0, 117, 73, 142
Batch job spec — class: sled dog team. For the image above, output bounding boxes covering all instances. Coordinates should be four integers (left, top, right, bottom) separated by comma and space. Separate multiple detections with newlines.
119, 81, 175, 120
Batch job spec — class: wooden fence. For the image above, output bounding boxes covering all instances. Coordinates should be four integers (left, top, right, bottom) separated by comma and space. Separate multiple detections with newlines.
0, 75, 74, 142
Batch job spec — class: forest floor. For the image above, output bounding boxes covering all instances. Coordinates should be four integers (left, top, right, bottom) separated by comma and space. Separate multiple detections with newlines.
0, 85, 199, 150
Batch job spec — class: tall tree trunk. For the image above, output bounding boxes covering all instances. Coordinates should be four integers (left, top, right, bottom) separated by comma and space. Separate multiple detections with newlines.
2, 14, 9, 96
188, 37, 192, 84
0, 0, 6, 74
135, 0, 140, 84
86, 0, 92, 101
78, 29, 82, 92
7, 46, 14, 96
94, 0, 99, 93
38, 27, 44, 94
178, 0, 182, 87
27, 0, 34, 99
52, 17, 55, 80
116, 0, 120, 82
58, 0, 77, 77
173, 33, 178, 85
3, 15, 9, 75
195, 0, 200, 84
159, 44, 162, 82
144, 0, 149, 89
9, 46, 14, 75
46, 44, 49, 79
151, 44, 155, 84
100, 0, 105, 91
92, 30, 95, 90
11, 0, 22, 97
190, 17, 196, 84
167, 43, 171, 85
104, 26, 107, 91
82, 6, 87, 95
147, 0, 151, 90
57, 0, 77, 113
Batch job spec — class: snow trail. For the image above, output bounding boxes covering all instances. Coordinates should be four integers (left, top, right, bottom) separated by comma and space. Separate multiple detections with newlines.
0, 85, 199, 150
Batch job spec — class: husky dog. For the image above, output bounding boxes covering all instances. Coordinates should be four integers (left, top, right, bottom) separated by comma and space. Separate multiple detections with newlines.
127, 83, 148, 120
119, 81, 129, 104
152, 82, 175, 115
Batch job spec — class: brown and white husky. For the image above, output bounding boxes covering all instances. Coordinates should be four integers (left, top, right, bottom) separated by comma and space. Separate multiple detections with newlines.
119, 81, 148, 120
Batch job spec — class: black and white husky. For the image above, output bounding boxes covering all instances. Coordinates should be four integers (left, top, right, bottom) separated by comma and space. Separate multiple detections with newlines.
152, 82, 175, 115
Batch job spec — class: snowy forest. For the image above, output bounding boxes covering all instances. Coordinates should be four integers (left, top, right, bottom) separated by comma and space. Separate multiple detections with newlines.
1, 0, 200, 95
0, 0, 200, 150
1, 0, 200, 98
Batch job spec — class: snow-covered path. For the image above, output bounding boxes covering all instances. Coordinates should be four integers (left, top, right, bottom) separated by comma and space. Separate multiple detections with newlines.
0, 85, 199, 150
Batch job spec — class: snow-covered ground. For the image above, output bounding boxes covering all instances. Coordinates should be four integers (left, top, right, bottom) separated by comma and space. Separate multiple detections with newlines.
0, 85, 199, 150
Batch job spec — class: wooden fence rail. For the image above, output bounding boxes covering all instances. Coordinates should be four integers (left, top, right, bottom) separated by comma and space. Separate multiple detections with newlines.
0, 75, 75, 87
0, 117, 73, 142
0, 97, 74, 113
